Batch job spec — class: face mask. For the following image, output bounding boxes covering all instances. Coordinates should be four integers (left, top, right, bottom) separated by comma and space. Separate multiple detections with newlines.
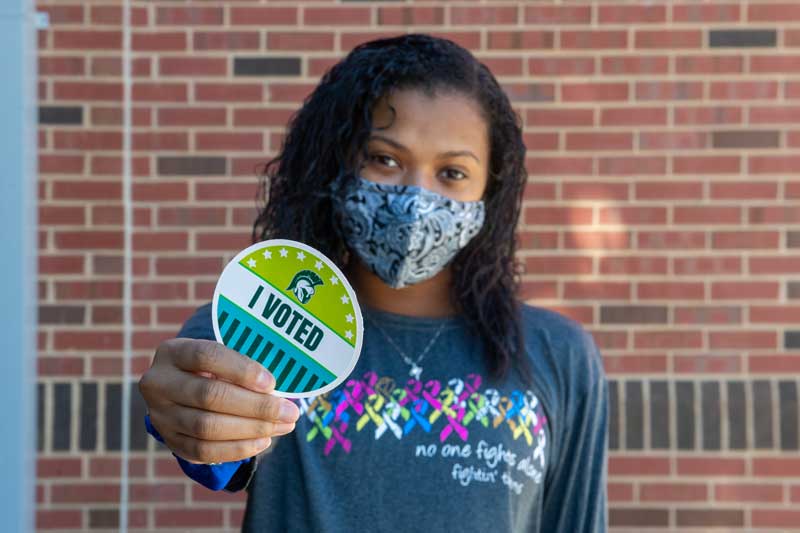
333, 175, 486, 289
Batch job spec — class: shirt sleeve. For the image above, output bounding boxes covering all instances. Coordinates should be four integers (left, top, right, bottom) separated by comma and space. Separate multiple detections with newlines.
141, 302, 260, 492
540, 328, 609, 532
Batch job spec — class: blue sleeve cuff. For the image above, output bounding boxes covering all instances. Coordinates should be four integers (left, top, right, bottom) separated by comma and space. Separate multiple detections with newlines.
144, 413, 253, 491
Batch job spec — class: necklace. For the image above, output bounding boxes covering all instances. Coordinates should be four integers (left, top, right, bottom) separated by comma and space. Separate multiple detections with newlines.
365, 315, 447, 380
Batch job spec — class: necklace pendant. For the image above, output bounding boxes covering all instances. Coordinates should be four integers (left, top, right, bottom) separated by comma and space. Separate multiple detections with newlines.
409, 364, 422, 380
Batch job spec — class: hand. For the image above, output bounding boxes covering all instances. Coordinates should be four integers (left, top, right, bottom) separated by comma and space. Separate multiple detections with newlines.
138, 338, 300, 464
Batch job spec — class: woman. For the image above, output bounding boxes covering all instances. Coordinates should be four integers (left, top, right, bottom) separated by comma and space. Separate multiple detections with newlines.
139, 33, 608, 532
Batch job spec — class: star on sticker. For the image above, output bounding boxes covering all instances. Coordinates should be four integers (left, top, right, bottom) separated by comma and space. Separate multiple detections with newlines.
247, 258, 257, 268
262, 249, 272, 259
345, 330, 353, 340
329, 276, 339, 286
296, 251, 306, 261
345, 313, 354, 323
279, 248, 288, 258
340, 295, 350, 304
314, 260, 323, 271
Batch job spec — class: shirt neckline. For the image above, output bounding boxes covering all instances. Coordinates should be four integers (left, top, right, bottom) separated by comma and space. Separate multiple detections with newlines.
359, 303, 464, 330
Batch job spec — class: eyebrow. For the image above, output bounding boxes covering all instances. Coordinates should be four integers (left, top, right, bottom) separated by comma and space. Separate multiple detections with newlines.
368, 134, 481, 164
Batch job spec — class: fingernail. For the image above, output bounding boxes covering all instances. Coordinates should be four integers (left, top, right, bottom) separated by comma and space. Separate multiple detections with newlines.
256, 371, 274, 391
278, 400, 299, 422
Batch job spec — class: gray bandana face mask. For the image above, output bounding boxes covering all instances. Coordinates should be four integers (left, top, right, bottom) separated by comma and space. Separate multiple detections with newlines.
333, 175, 486, 289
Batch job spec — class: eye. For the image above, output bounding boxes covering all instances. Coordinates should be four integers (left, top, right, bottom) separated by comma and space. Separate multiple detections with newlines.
369, 153, 399, 168
442, 168, 468, 181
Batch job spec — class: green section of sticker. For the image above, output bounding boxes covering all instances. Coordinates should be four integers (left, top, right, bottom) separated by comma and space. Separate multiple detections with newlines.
239, 244, 358, 347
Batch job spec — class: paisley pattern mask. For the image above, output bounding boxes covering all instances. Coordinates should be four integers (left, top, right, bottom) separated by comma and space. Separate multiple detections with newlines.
333, 176, 486, 289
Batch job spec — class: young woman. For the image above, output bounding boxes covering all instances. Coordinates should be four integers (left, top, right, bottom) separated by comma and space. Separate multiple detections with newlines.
139, 33, 609, 532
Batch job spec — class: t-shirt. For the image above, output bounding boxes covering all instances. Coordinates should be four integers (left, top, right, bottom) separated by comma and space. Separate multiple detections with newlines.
170, 300, 609, 532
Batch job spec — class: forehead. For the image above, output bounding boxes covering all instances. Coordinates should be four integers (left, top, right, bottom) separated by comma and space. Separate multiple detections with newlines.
369, 89, 489, 156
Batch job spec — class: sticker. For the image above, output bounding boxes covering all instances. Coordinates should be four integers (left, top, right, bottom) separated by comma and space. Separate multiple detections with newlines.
211, 239, 363, 398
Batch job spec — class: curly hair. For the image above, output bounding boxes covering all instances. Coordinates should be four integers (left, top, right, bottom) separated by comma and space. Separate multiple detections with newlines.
251, 33, 531, 383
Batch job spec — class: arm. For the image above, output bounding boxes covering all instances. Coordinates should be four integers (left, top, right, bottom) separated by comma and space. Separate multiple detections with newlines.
540, 329, 609, 532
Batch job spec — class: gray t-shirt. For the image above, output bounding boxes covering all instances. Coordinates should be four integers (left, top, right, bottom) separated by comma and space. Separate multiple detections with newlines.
177, 301, 608, 532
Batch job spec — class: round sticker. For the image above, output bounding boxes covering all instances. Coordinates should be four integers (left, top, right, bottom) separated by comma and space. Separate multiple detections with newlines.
211, 239, 363, 398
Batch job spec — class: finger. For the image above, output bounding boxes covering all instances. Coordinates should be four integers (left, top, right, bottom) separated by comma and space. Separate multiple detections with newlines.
167, 404, 296, 441
167, 338, 276, 393
166, 432, 273, 464
159, 365, 300, 423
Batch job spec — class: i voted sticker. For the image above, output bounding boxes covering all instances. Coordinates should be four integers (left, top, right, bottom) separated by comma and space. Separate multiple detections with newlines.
212, 239, 363, 398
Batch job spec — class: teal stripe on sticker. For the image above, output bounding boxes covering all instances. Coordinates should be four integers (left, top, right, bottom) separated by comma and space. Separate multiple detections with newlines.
217, 295, 336, 392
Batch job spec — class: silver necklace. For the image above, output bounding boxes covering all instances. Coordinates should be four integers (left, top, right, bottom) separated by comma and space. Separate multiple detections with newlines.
366, 315, 446, 380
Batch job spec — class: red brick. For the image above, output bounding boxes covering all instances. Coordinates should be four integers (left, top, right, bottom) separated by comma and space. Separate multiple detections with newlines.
525, 256, 593, 275
637, 281, 705, 299
678, 457, 746, 476
158, 207, 226, 226
159, 57, 227, 77
674, 105, 742, 125
710, 81, 778, 100
674, 4, 741, 23
754, 458, 800, 477
600, 107, 667, 126
562, 82, 628, 102
54, 30, 121, 50
598, 156, 666, 175
156, 7, 223, 25
600, 256, 668, 275
561, 30, 627, 49
527, 108, 594, 127
602, 56, 668, 75
562, 182, 628, 201
675, 355, 742, 373
749, 255, 800, 275
267, 32, 334, 51
487, 31, 554, 50
674, 156, 740, 174
451, 6, 517, 25
564, 230, 630, 250
609, 456, 671, 476
55, 281, 122, 300
748, 3, 800, 21
599, 206, 667, 225
636, 181, 703, 199
641, 483, 707, 502
90, 5, 147, 26
750, 155, 800, 174
709, 331, 777, 349
37, 458, 82, 478
527, 156, 593, 175
194, 31, 260, 51
528, 57, 594, 76
132, 31, 186, 51
39, 206, 85, 226
39, 255, 84, 274
566, 132, 632, 151
674, 206, 742, 224
635, 330, 703, 349
195, 132, 263, 151
54, 331, 122, 351
524, 206, 593, 225
752, 510, 800, 528
749, 355, 800, 372
712, 230, 780, 249
635, 30, 702, 49
604, 355, 667, 374
52, 483, 120, 503
156, 257, 223, 276
195, 83, 262, 102
38, 5, 84, 25
229, 7, 298, 26
674, 306, 742, 325
133, 82, 188, 102
599, 5, 666, 24
524, 6, 591, 24
377, 7, 444, 26
636, 81, 703, 101
39, 56, 85, 76
640, 131, 707, 150
712, 281, 779, 299
54, 231, 123, 250
676, 55, 743, 74
133, 182, 189, 202
52, 181, 120, 200
37, 510, 82, 529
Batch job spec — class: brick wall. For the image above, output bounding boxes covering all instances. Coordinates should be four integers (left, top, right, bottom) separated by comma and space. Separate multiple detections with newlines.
36, 1, 800, 531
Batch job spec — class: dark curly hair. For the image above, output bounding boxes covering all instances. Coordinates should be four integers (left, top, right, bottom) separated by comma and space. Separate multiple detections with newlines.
251, 33, 531, 383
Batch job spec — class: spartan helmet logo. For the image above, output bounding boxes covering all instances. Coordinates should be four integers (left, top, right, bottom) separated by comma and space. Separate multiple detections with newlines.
286, 269, 324, 304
